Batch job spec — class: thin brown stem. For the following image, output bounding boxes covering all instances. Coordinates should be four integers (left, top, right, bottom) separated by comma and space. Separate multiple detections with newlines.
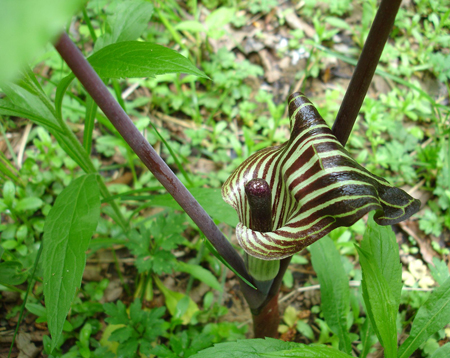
53, 32, 251, 284
253, 294, 280, 339
332, 0, 402, 146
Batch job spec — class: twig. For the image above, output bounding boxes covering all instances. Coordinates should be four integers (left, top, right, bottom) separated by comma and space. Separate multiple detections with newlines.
408, 178, 426, 197
122, 81, 141, 100
17, 123, 32, 169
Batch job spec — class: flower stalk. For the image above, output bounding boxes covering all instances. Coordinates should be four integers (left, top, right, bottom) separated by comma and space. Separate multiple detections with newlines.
332, 0, 403, 146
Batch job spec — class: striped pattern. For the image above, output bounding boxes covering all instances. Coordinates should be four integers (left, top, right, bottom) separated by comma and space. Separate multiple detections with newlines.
222, 92, 421, 260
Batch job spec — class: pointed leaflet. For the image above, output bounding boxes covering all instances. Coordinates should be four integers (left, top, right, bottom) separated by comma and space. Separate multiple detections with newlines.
0, 83, 62, 133
191, 338, 353, 358
362, 214, 402, 310
356, 216, 402, 358
176, 262, 223, 292
87, 41, 208, 79
153, 276, 198, 325
94, 0, 153, 51
83, 95, 97, 154
430, 343, 450, 358
309, 236, 352, 354
398, 276, 450, 358
1, 76, 91, 172
222, 92, 420, 260
43, 174, 100, 351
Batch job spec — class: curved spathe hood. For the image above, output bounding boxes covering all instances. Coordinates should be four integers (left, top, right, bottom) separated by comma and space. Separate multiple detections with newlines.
222, 92, 421, 260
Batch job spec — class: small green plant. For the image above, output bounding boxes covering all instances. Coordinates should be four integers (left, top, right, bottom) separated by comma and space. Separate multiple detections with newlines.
103, 298, 168, 357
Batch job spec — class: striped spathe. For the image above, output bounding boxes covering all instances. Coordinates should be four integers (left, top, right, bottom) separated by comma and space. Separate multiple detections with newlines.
222, 92, 421, 260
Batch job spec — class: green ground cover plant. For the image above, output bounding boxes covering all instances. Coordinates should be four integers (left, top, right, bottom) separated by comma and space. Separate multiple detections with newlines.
0, 0, 449, 357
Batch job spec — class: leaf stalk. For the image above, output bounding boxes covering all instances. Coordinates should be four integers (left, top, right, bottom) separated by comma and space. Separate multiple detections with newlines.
53, 32, 251, 284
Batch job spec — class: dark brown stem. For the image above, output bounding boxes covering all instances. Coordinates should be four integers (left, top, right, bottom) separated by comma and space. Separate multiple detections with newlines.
252, 294, 280, 339
53, 32, 251, 284
332, 0, 402, 146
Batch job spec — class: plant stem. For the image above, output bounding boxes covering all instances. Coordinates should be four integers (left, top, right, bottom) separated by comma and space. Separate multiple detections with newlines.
53, 32, 251, 284
332, 0, 402, 146
253, 293, 280, 339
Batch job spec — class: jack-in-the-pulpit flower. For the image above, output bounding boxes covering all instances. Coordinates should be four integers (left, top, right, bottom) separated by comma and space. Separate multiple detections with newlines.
222, 92, 420, 260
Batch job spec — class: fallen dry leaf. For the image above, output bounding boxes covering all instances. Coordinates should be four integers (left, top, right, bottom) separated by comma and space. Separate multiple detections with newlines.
16, 332, 40, 358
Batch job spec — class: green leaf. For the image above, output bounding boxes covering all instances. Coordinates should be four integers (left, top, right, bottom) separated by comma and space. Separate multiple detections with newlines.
191, 338, 353, 358
360, 318, 376, 358
26, 302, 47, 318
309, 236, 352, 354
0, 261, 27, 285
94, 0, 153, 51
325, 17, 352, 31
43, 174, 100, 352
52, 131, 91, 173
147, 188, 238, 227
83, 95, 97, 155
87, 41, 209, 79
296, 320, 315, 340
191, 338, 297, 358
104, 300, 130, 326
1, 240, 17, 250
0, 99, 60, 133
152, 250, 176, 275
261, 345, 354, 357
54, 73, 75, 121
174, 20, 206, 33
357, 215, 402, 358
154, 276, 198, 325
362, 214, 403, 310
3, 181, 15, 206
129, 298, 144, 325
15, 197, 43, 213
397, 277, 450, 358
117, 337, 139, 358
428, 257, 450, 286
0, 0, 85, 85
205, 7, 235, 32
0, 82, 62, 133
430, 343, 450, 358
109, 326, 135, 343
176, 262, 223, 292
